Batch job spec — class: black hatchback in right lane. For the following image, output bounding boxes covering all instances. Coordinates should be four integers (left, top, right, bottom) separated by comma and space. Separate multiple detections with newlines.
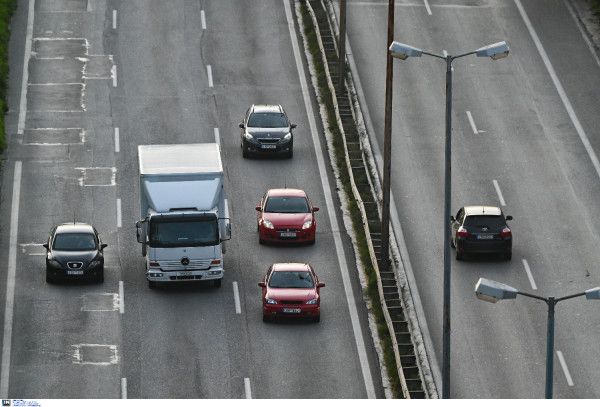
450, 206, 513, 261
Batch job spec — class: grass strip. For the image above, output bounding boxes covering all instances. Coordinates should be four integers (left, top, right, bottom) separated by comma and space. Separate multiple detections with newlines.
0, 0, 18, 157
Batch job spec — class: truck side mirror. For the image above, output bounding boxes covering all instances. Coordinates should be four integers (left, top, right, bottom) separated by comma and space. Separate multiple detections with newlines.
136, 220, 147, 244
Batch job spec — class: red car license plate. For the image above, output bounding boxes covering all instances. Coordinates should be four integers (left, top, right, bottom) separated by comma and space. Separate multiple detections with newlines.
283, 308, 301, 313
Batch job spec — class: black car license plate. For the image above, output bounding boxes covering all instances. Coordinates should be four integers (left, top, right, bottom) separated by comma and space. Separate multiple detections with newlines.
477, 234, 493, 240
261, 145, 276, 149
67, 270, 84, 275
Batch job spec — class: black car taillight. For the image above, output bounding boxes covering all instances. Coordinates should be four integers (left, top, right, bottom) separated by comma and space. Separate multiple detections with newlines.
502, 227, 511, 237
457, 227, 468, 237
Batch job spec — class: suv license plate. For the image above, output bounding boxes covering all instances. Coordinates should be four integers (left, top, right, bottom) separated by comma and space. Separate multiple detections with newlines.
477, 234, 493, 240
283, 308, 301, 313
67, 270, 84, 275
261, 144, 276, 149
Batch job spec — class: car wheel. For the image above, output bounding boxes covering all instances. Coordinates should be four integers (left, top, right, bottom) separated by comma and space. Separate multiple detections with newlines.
456, 252, 463, 261
504, 252, 512, 261
46, 271, 54, 284
148, 280, 156, 289
242, 148, 249, 158
259, 235, 265, 245
313, 314, 320, 323
262, 314, 270, 322
97, 271, 104, 283
214, 279, 222, 288
309, 237, 316, 245
287, 149, 293, 159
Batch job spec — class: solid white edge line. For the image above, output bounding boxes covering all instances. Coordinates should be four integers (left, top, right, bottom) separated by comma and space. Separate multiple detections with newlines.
423, 0, 432, 15
285, 0, 375, 398
557, 350, 574, 386
207, 65, 213, 88
117, 198, 122, 228
214, 128, 220, 147
113, 10, 117, 30
119, 281, 125, 314
17, 0, 35, 134
1, 161, 22, 397
201, 10, 207, 30
514, 0, 600, 182
233, 281, 241, 314
564, 0, 600, 68
522, 259, 537, 290
466, 111, 478, 134
121, 377, 127, 399
492, 179, 506, 206
244, 377, 252, 399
115, 127, 120, 153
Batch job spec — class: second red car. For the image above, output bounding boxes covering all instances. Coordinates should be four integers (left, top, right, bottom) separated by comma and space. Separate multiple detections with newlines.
256, 188, 319, 244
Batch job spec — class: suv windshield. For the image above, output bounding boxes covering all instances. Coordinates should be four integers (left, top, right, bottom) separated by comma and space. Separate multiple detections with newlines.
265, 197, 309, 213
247, 112, 288, 128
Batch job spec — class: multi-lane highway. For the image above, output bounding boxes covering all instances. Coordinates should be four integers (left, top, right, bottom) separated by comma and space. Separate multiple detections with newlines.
0, 0, 384, 398
342, 0, 600, 398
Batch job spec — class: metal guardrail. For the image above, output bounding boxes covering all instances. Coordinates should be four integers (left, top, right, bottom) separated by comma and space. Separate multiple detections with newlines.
302, 0, 438, 398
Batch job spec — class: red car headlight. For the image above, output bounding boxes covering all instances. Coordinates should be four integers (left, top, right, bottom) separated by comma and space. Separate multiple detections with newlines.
302, 220, 313, 230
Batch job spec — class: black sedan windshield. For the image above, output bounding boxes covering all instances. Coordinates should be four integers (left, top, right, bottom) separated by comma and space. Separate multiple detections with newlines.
247, 113, 289, 128
53, 233, 97, 251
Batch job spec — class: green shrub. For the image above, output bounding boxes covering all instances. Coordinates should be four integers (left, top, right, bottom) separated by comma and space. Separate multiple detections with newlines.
0, 0, 18, 155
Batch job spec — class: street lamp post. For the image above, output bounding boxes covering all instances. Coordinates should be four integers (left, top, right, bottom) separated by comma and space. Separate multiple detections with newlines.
386, 40, 509, 399
475, 277, 600, 398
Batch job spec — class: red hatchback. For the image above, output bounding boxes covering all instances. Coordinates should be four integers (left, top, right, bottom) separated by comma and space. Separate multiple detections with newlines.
256, 188, 319, 244
258, 263, 325, 322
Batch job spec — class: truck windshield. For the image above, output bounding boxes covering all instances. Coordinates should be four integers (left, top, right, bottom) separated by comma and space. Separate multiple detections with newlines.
148, 217, 219, 247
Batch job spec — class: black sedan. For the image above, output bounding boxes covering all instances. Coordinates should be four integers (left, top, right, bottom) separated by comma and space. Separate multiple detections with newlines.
43, 223, 107, 283
451, 206, 513, 260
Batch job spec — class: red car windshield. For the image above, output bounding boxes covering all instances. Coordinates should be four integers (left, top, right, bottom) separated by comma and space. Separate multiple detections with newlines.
265, 197, 309, 213
269, 271, 314, 288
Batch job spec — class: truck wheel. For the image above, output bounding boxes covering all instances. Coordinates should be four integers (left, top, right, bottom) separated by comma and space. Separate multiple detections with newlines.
214, 279, 222, 288
148, 280, 156, 289
142, 243, 147, 257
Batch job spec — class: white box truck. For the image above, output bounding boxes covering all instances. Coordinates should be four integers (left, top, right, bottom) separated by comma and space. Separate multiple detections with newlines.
136, 143, 231, 289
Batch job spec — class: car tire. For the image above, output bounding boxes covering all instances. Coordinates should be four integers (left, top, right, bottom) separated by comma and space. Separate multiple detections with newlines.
46, 271, 54, 284
242, 148, 249, 158
504, 252, 512, 261
259, 235, 264, 245
313, 314, 320, 323
97, 271, 104, 283
287, 149, 293, 159
262, 314, 270, 322
214, 279, 222, 288
456, 252, 463, 261
309, 237, 316, 245
148, 280, 156, 289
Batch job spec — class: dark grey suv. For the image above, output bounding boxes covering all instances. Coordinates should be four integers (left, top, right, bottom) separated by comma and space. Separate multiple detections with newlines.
450, 206, 513, 260
239, 104, 296, 158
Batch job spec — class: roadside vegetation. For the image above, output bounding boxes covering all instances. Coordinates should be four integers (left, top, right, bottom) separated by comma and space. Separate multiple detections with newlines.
592, 0, 600, 19
0, 0, 18, 156
300, 2, 403, 398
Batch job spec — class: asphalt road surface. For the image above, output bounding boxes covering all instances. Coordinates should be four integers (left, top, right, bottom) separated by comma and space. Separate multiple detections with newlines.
0, 0, 384, 399
342, 0, 600, 398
